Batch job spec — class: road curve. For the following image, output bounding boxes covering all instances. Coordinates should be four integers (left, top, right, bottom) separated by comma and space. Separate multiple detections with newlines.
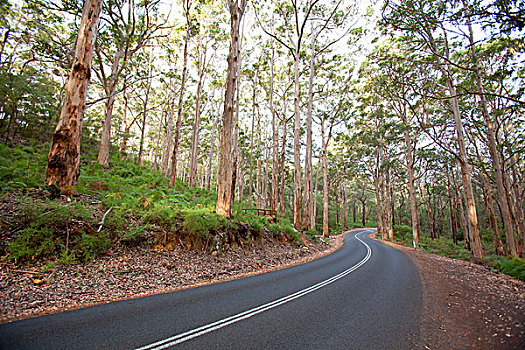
0, 229, 422, 349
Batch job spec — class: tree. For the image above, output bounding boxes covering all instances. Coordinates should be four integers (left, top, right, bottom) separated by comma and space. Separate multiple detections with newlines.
46, 0, 103, 194
215, 0, 247, 217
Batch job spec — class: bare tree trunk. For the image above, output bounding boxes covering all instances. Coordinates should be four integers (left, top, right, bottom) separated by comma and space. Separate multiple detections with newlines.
482, 172, 505, 255
509, 155, 525, 256
137, 68, 152, 167
362, 200, 366, 226
189, 37, 207, 187
463, 9, 516, 256
230, 17, 244, 205
312, 163, 320, 229
256, 124, 262, 208
429, 30, 483, 258
153, 111, 163, 171
322, 143, 329, 237
303, 26, 317, 230
215, 0, 246, 216
269, 43, 279, 211
97, 49, 124, 168
446, 168, 458, 245
385, 172, 394, 241
292, 45, 303, 230
170, 0, 191, 186
206, 104, 219, 191
163, 84, 175, 176
343, 182, 348, 228
279, 97, 288, 216
249, 73, 257, 204
46, 0, 102, 195
374, 174, 384, 239
400, 105, 420, 247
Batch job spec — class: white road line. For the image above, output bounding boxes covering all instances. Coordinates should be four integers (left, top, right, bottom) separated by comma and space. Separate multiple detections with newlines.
135, 231, 373, 350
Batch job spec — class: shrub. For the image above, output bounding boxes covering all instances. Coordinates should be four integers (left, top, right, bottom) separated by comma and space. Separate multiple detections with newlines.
268, 217, 300, 242
182, 209, 224, 237
492, 257, 525, 281
6, 228, 58, 262
121, 225, 148, 246
75, 231, 112, 261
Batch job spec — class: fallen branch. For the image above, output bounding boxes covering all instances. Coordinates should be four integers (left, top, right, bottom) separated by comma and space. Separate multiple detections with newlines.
97, 207, 114, 233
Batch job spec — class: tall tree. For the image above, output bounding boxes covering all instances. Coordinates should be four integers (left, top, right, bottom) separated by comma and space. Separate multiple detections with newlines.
215, 0, 247, 217
46, 0, 103, 194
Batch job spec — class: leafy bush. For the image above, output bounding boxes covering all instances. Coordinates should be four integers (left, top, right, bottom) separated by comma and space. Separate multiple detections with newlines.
7, 228, 58, 261
182, 208, 225, 237
121, 225, 148, 246
492, 257, 525, 281
143, 204, 179, 227
75, 231, 112, 261
393, 225, 412, 242
268, 217, 300, 242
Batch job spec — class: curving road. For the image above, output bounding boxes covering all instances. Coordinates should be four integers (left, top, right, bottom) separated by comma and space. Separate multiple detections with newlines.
0, 229, 422, 349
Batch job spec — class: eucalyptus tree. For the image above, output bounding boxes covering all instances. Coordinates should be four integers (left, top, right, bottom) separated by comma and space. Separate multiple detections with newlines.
381, 0, 484, 257
0, 0, 72, 142
215, 0, 247, 217
188, 0, 226, 187
314, 59, 352, 236
359, 39, 423, 246
46, 0, 103, 194
255, 0, 357, 229
171, 0, 195, 186
94, 0, 165, 168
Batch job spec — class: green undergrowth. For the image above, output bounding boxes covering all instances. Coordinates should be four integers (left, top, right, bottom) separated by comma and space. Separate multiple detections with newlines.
4, 198, 111, 263
389, 224, 525, 281
0, 143, 301, 265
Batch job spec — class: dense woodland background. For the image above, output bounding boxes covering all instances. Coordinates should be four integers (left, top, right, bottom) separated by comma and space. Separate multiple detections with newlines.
0, 0, 524, 278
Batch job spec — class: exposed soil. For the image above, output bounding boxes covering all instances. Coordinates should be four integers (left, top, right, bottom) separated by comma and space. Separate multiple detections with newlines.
383, 241, 525, 350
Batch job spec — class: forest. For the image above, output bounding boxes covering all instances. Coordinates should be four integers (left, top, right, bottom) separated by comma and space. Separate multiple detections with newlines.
0, 0, 524, 279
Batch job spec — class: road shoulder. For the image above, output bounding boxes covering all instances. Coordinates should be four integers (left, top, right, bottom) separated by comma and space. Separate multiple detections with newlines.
379, 240, 525, 350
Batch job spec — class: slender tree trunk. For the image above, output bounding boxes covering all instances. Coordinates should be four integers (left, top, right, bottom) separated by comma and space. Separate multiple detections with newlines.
249, 73, 257, 204
509, 156, 525, 256
97, 49, 124, 168
206, 105, 219, 191
269, 44, 279, 211
170, 1, 191, 186
385, 172, 394, 241
163, 85, 175, 176
215, 0, 246, 216
343, 182, 348, 228
313, 163, 320, 228
429, 30, 483, 258
230, 17, 244, 205
322, 140, 329, 237
137, 68, 152, 167
279, 97, 288, 216
374, 175, 384, 239
482, 172, 505, 255
189, 38, 206, 187
401, 105, 419, 247
362, 200, 366, 226
446, 168, 458, 245
464, 9, 516, 256
46, 0, 102, 195
153, 112, 163, 171
303, 26, 317, 230
292, 46, 303, 230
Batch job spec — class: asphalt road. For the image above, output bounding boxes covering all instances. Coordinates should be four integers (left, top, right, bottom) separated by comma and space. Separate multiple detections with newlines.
0, 229, 422, 349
